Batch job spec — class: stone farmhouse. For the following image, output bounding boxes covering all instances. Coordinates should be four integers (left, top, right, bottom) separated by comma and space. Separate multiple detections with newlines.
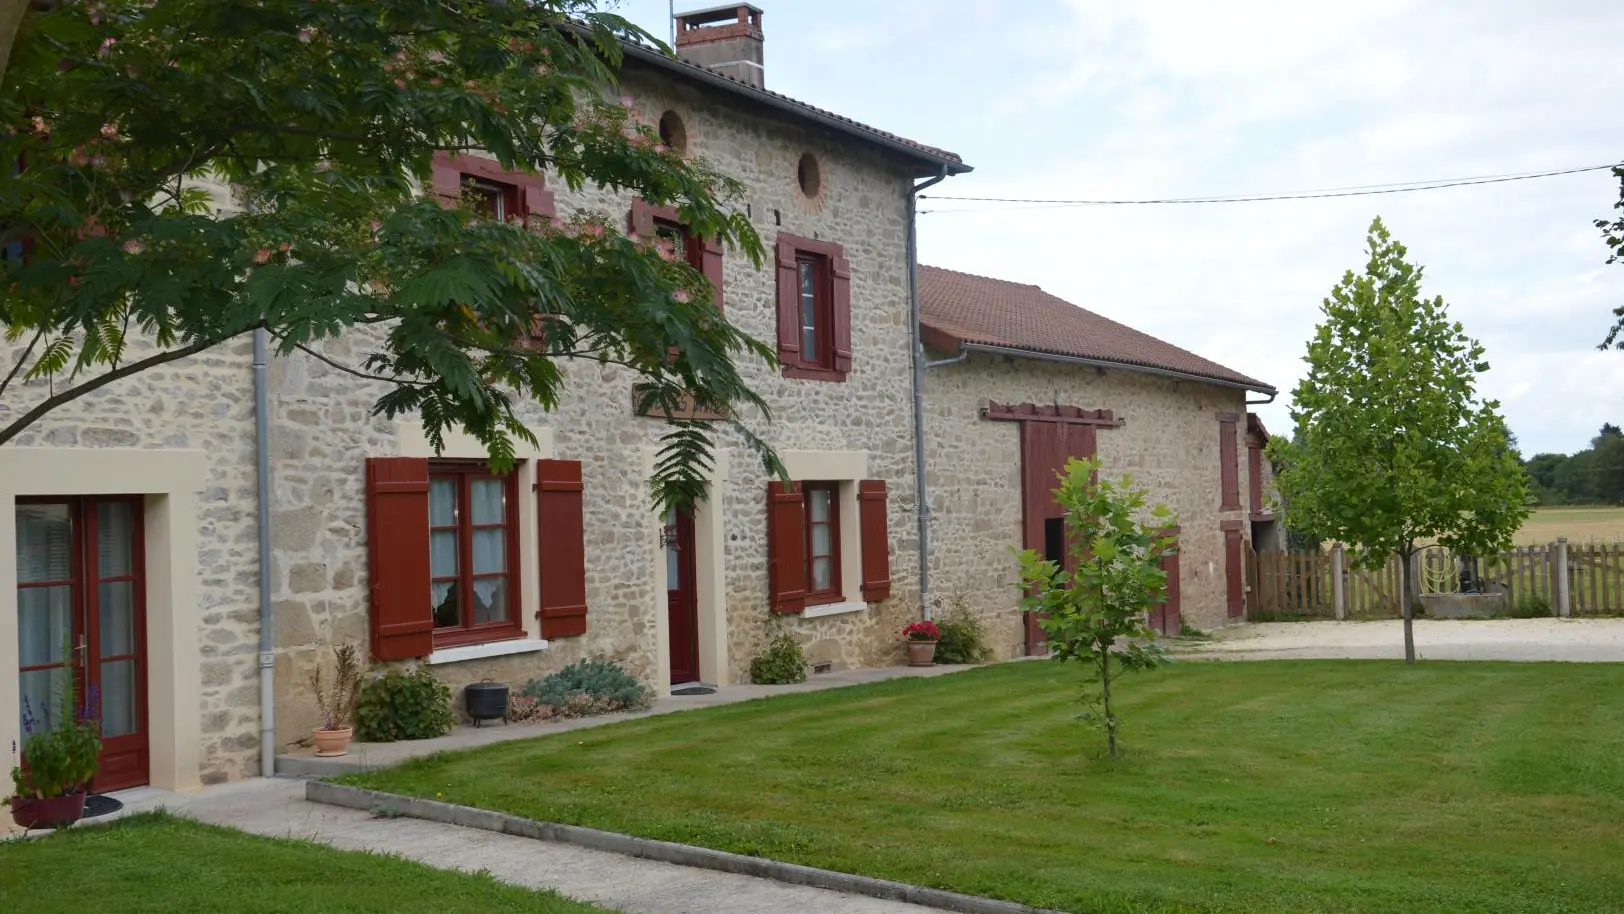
917, 267, 1276, 655
1, 3, 1272, 808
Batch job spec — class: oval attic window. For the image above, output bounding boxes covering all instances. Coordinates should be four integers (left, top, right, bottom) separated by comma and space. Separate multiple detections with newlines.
658, 110, 687, 154
797, 152, 822, 198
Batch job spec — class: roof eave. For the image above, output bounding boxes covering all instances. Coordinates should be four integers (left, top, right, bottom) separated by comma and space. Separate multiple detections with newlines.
618, 43, 972, 177
932, 336, 1276, 396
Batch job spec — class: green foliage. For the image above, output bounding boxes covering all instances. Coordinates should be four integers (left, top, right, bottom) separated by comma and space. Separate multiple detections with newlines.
0, 0, 783, 511
354, 667, 455, 742
7, 633, 100, 801
749, 630, 807, 685
1508, 593, 1553, 619
1524, 427, 1624, 506
1268, 218, 1531, 659
1177, 621, 1213, 641
520, 660, 653, 717
1014, 457, 1173, 758
932, 600, 993, 665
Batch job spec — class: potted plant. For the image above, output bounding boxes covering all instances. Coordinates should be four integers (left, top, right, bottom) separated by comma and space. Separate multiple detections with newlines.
6, 648, 102, 830
309, 643, 363, 757
901, 621, 941, 667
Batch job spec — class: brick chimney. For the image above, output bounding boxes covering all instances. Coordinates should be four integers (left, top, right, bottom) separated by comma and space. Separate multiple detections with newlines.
675, 4, 765, 88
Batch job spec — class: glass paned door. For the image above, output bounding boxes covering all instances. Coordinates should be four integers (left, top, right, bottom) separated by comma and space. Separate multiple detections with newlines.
13, 497, 148, 791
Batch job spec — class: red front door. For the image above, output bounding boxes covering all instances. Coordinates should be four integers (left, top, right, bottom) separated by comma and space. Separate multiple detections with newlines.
664, 509, 700, 685
15, 497, 149, 792
1224, 524, 1246, 619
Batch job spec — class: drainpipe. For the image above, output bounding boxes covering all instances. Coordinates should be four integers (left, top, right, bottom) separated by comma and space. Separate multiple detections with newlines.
252, 327, 275, 778
909, 166, 950, 621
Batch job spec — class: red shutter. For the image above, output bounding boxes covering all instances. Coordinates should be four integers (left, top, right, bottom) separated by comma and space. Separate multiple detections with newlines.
1155, 526, 1182, 636
430, 154, 463, 207
767, 481, 806, 614
627, 198, 656, 239
774, 238, 800, 363
524, 183, 556, 219
536, 459, 588, 638
1223, 521, 1245, 618
830, 250, 852, 376
857, 480, 891, 602
365, 458, 434, 660
701, 236, 725, 312
1248, 444, 1264, 515
1219, 415, 1241, 511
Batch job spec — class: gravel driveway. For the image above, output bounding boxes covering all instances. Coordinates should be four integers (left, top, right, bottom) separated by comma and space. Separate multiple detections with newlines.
1180, 618, 1624, 662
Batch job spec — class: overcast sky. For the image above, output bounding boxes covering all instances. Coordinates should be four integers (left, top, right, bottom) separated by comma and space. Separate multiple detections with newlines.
616, 0, 1624, 456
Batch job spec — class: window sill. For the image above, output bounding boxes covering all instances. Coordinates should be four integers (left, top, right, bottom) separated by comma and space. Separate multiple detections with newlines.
782, 365, 847, 383
802, 600, 867, 619
426, 638, 549, 666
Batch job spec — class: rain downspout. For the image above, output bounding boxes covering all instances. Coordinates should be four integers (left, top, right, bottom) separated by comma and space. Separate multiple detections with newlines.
909, 165, 950, 621
252, 327, 275, 778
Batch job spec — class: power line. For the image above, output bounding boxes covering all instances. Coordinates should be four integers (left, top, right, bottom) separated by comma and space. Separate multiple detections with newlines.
918, 161, 1624, 213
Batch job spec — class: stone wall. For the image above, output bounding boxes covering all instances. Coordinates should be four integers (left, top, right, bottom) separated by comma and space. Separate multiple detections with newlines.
923, 351, 1255, 655
266, 65, 925, 745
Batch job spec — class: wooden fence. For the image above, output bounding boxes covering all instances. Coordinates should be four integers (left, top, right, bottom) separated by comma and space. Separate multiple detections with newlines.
1248, 541, 1624, 620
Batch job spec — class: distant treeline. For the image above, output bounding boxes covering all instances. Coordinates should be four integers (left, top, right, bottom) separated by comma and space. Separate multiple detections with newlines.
1524, 424, 1624, 505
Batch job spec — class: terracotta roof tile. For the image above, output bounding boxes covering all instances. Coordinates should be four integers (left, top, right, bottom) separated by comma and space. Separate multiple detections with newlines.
918, 265, 1273, 392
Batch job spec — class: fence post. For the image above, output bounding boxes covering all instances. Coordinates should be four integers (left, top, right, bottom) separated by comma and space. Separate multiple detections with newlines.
1555, 538, 1571, 618
1331, 545, 1346, 621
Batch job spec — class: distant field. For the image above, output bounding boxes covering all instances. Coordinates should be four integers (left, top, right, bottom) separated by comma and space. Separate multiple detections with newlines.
1518, 506, 1624, 545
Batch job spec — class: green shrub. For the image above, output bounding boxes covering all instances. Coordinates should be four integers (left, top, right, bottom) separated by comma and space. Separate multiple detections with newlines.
749, 631, 807, 684
1177, 621, 1212, 641
1510, 593, 1553, 619
354, 667, 455, 742
933, 603, 992, 665
520, 660, 653, 718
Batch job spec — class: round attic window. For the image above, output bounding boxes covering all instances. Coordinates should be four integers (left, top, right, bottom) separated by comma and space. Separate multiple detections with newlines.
797, 152, 822, 198
657, 110, 687, 154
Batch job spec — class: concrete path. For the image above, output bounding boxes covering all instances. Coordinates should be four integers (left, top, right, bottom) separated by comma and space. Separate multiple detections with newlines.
279, 662, 977, 776
124, 778, 956, 914
1178, 618, 1624, 661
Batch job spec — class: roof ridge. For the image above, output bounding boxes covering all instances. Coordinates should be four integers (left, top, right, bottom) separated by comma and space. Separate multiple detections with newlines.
919, 263, 1041, 289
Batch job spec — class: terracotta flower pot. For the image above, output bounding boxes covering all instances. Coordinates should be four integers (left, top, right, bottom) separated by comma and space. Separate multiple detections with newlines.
906, 640, 938, 667
312, 726, 353, 757
9, 792, 87, 830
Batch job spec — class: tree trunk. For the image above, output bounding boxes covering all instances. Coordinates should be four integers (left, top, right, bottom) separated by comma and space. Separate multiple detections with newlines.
1100, 647, 1117, 759
1399, 548, 1416, 663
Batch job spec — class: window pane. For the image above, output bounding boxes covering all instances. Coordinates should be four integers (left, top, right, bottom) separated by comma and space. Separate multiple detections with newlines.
472, 578, 507, 625
429, 478, 457, 527
96, 501, 135, 577
431, 581, 459, 628
16, 504, 72, 583
99, 581, 136, 656
470, 478, 505, 526
811, 556, 834, 592
430, 531, 459, 577
809, 487, 831, 523
472, 529, 506, 574
812, 523, 832, 557
99, 658, 137, 737
19, 585, 72, 667
20, 667, 68, 736
664, 510, 681, 587
799, 261, 819, 361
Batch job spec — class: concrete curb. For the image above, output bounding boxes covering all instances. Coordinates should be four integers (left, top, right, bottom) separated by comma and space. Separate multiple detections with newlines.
307, 781, 1062, 914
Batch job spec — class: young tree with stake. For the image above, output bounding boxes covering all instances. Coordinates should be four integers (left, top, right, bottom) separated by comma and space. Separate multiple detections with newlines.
1268, 218, 1529, 662
1015, 457, 1174, 760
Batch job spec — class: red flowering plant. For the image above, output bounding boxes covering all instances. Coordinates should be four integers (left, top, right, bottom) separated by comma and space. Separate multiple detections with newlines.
901, 621, 941, 643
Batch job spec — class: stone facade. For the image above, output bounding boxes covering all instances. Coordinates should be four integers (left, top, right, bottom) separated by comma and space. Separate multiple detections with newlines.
1, 59, 938, 790
266, 64, 926, 746
923, 351, 1257, 656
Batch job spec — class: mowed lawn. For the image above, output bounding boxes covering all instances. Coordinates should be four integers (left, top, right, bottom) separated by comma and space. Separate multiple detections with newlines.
1518, 505, 1624, 544
0, 811, 607, 914
346, 661, 1624, 914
